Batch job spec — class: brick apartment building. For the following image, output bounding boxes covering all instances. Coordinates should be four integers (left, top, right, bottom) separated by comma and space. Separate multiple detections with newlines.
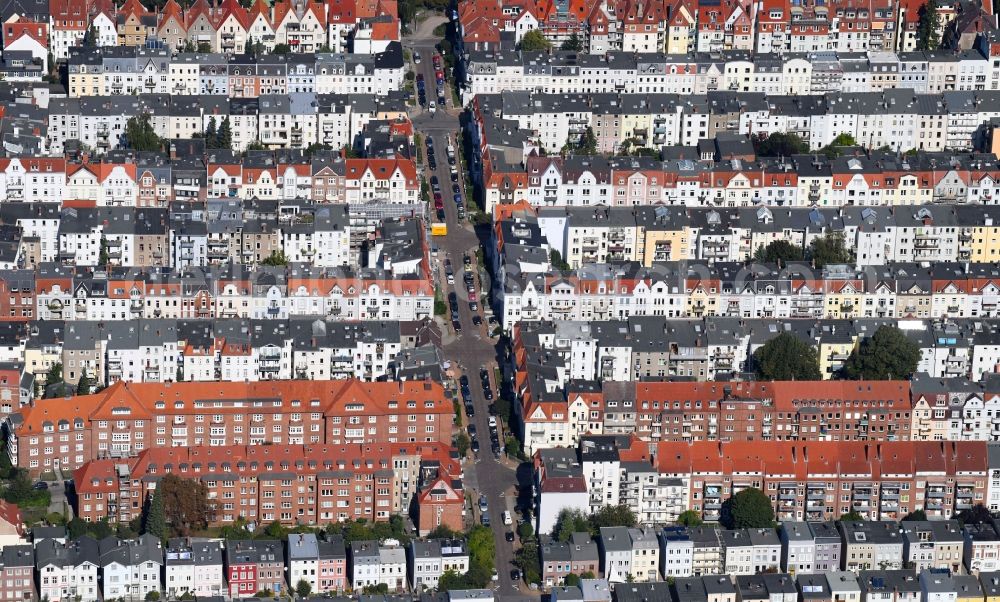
650, 440, 988, 523
8, 379, 452, 475
72, 442, 463, 528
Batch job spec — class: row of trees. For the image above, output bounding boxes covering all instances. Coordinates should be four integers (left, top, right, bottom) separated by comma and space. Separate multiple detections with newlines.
752, 323, 921, 381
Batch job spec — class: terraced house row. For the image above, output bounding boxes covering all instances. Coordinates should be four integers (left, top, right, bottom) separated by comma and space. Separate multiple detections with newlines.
23, 533, 472, 601
11, 317, 442, 389
495, 204, 1000, 269
0, 201, 424, 269
455, 0, 986, 55
534, 436, 999, 526
494, 260, 1000, 329
48, 91, 411, 154
511, 314, 1000, 383
469, 90, 1000, 167
463, 48, 1000, 100
6, 0, 400, 60
483, 152, 1000, 214
0, 150, 419, 206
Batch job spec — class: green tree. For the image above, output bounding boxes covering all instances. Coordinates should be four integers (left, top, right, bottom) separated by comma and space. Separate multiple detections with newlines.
840, 510, 865, 521
427, 525, 459, 539
754, 240, 804, 264
752, 332, 822, 381
125, 113, 164, 152
205, 116, 218, 148
902, 510, 928, 522
842, 325, 921, 380
721, 487, 775, 529
295, 580, 311, 598
564, 573, 581, 587
245, 140, 266, 152
753, 132, 809, 157
554, 508, 591, 542
437, 569, 471, 592
580, 571, 596, 579
572, 127, 598, 156
550, 249, 571, 271
99, 237, 110, 266
677, 510, 703, 527
76, 369, 92, 396
272, 43, 292, 54
83, 26, 98, 47
196, 42, 212, 53
519, 29, 552, 52
956, 504, 994, 525
434, 287, 447, 316
261, 250, 288, 266
217, 117, 232, 149
515, 541, 541, 584
504, 435, 521, 459
808, 231, 853, 268
455, 433, 471, 457
820, 133, 859, 157
590, 505, 638, 530
145, 591, 160, 601
46, 362, 63, 386
263, 520, 287, 539
517, 521, 534, 541
561, 33, 583, 51
467, 524, 495, 578
916, 0, 941, 50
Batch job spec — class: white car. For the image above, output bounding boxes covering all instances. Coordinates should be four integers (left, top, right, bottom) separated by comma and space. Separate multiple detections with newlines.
429, 101, 437, 114
488, 416, 497, 428
503, 510, 512, 525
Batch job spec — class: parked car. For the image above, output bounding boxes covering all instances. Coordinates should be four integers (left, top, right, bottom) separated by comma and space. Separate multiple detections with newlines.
471, 439, 480, 453
479, 495, 488, 511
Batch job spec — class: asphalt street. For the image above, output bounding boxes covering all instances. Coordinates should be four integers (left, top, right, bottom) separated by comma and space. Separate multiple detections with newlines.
405, 17, 538, 602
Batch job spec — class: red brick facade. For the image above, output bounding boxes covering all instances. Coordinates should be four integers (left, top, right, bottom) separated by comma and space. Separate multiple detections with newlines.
73, 441, 461, 527
11, 379, 453, 476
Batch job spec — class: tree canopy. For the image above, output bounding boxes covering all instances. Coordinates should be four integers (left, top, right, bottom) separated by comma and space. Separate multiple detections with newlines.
554, 508, 591, 542
808, 231, 853, 268
125, 113, 164, 152
561, 33, 583, 51
916, 0, 942, 50
754, 240, 804, 264
157, 473, 212, 537
677, 510, 703, 527
753, 132, 809, 157
721, 487, 775, 529
520, 30, 552, 52
842, 325, 921, 380
143, 488, 166, 539
956, 503, 994, 525
752, 332, 822, 381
